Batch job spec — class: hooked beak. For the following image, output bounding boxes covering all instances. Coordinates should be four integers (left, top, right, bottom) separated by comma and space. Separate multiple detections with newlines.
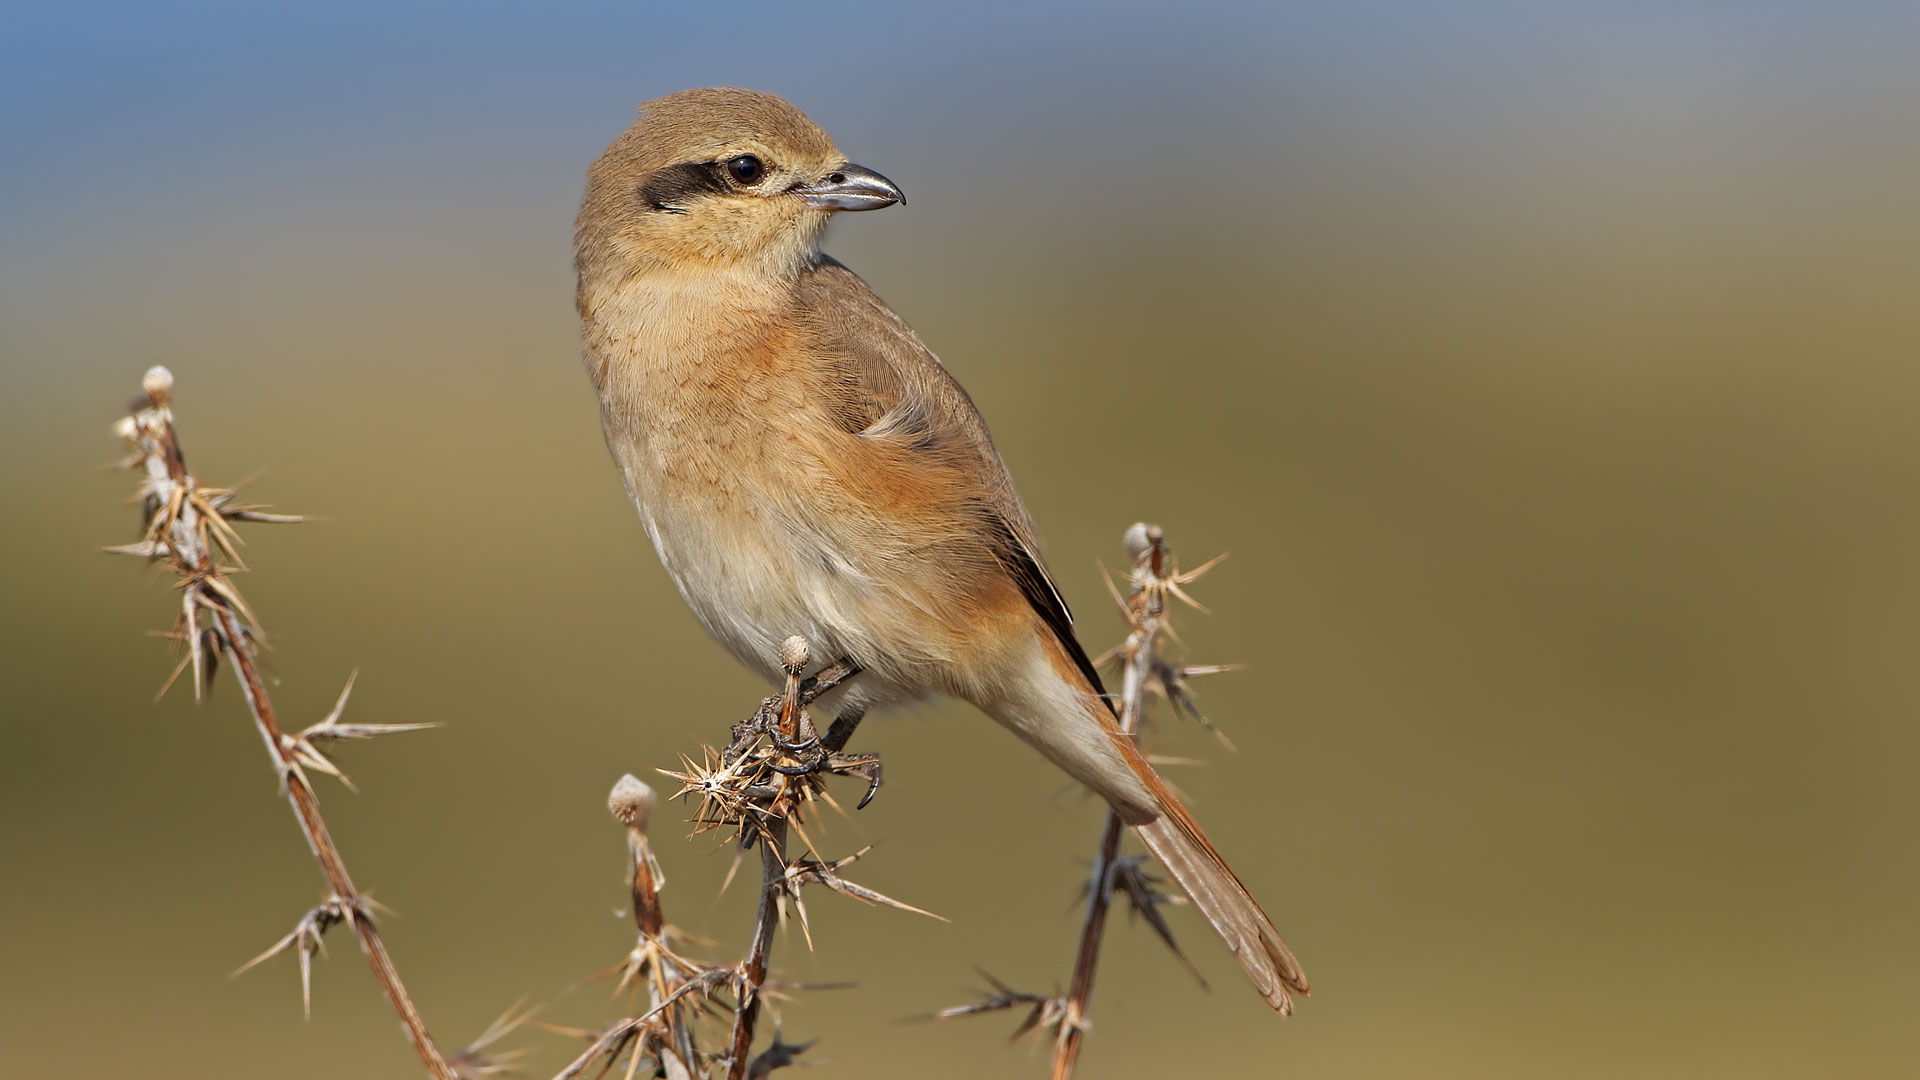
795, 164, 904, 211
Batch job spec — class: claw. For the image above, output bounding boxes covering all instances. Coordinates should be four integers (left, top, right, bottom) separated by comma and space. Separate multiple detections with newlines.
770, 729, 820, 755
766, 748, 825, 776
826, 752, 883, 809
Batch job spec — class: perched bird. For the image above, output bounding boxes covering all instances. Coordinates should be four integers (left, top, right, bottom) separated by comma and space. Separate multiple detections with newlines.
575, 87, 1308, 1011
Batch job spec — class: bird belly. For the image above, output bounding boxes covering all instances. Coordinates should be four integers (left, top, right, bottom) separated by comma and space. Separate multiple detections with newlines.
618, 441, 930, 712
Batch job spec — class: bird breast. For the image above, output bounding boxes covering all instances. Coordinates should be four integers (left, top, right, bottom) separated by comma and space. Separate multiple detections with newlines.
584, 279, 910, 703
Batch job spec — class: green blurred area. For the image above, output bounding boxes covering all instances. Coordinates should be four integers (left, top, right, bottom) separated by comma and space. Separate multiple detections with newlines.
5, 5, 1920, 1078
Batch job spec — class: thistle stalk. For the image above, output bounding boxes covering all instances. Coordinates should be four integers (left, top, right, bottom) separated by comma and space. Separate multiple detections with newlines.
110, 367, 455, 1080
1050, 523, 1169, 1079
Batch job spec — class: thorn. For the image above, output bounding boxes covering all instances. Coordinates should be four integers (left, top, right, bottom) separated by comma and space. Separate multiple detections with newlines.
922, 969, 1066, 1044
747, 1029, 815, 1077
1111, 856, 1208, 989
232, 900, 356, 1017
781, 848, 947, 922
449, 997, 538, 1077
296, 671, 438, 748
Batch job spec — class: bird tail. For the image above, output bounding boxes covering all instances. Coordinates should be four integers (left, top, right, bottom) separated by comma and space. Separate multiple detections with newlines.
1118, 727, 1309, 1012
984, 633, 1308, 1011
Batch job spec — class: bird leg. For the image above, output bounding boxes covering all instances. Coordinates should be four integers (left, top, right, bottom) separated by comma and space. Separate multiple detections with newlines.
726, 657, 866, 762
798, 657, 861, 706
820, 707, 864, 753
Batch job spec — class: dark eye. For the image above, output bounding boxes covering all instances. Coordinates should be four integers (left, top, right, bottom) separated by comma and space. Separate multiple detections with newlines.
725, 154, 766, 186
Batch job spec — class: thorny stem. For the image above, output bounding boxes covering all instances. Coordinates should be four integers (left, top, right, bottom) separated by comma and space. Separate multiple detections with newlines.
1052, 526, 1168, 1080
573, 638, 897, 1079
217, 605, 453, 1080
1054, 814, 1125, 1080
727, 639, 808, 1080
727, 818, 789, 1080
613, 773, 698, 1073
119, 370, 456, 1080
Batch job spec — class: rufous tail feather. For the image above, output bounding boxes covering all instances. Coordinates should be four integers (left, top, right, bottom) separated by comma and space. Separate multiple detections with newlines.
1026, 619, 1308, 1011
1111, 710, 1309, 1012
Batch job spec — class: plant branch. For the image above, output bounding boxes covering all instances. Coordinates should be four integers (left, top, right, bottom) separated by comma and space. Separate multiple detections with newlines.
725, 636, 809, 1080
1051, 523, 1170, 1079
727, 816, 789, 1080
111, 367, 455, 1080
557, 634, 925, 1078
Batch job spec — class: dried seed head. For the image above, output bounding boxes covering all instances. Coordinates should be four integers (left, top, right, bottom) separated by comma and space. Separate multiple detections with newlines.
142, 365, 174, 402
608, 774, 655, 831
1123, 522, 1161, 562
779, 635, 809, 676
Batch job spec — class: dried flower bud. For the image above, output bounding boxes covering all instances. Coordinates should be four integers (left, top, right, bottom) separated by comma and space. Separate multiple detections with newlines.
608, 774, 655, 831
1123, 522, 1162, 563
142, 365, 174, 402
779, 635, 810, 676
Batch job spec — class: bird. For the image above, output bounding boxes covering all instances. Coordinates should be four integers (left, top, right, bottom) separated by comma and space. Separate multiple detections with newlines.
574, 87, 1308, 1012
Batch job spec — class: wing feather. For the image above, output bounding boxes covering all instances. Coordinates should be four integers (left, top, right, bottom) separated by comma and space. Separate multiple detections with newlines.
791, 257, 1307, 1012
792, 257, 1099, 689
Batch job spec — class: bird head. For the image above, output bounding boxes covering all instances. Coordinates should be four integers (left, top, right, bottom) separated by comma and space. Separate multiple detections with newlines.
576, 87, 903, 286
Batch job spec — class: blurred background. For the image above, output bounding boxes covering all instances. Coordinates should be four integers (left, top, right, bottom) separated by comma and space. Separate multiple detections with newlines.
4, 2, 1918, 1076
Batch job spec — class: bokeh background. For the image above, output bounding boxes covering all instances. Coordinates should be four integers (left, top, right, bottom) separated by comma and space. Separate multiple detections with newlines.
4, 2, 1918, 1077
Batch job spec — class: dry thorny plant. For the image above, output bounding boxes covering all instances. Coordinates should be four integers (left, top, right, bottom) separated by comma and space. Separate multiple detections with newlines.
105, 368, 1242, 1078
547, 636, 943, 1080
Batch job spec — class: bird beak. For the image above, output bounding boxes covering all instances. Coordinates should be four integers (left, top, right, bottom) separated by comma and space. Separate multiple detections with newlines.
795, 164, 904, 211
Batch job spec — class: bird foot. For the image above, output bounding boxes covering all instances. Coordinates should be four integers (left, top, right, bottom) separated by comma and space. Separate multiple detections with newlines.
724, 702, 884, 809
763, 738, 883, 810
723, 661, 863, 763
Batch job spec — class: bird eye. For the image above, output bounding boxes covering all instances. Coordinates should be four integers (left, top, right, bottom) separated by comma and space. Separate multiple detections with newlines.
725, 154, 766, 187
